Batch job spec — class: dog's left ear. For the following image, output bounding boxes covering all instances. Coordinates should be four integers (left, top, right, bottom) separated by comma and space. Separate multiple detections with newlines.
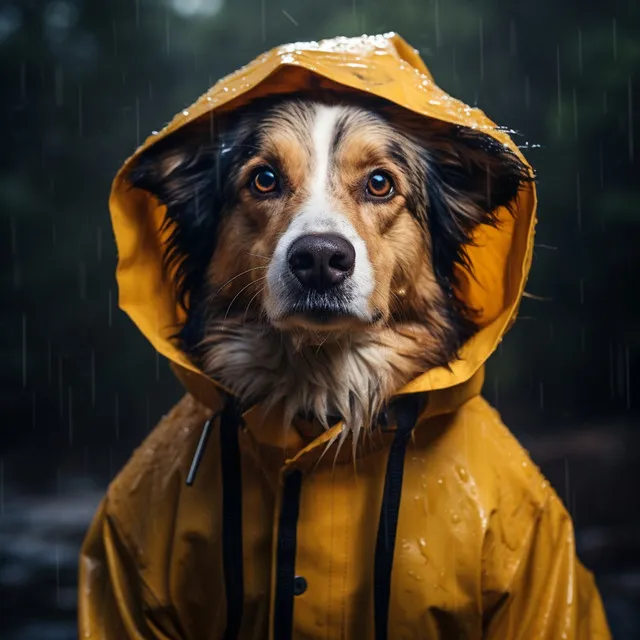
423, 125, 534, 244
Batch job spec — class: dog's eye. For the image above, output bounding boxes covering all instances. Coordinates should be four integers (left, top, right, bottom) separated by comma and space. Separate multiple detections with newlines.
251, 167, 279, 195
366, 171, 394, 198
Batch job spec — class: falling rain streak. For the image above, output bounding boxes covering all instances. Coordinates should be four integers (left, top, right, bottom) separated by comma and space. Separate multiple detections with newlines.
629, 78, 634, 162
572, 87, 578, 139
576, 172, 581, 231
68, 387, 73, 446
577, 28, 583, 74
478, 17, 484, 82
22, 313, 27, 388
281, 9, 298, 27
556, 45, 562, 135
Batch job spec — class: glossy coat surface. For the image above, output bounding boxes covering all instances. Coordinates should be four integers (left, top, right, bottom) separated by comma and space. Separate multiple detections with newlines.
79, 34, 611, 639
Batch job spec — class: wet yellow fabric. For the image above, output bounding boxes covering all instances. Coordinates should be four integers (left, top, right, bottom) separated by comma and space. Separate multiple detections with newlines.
79, 33, 611, 638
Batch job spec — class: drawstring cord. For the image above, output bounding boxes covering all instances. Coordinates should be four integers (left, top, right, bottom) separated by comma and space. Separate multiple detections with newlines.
186, 410, 221, 486
373, 393, 424, 640
186, 395, 245, 640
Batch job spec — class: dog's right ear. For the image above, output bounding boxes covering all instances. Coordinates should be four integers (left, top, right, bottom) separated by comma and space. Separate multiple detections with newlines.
125, 118, 255, 313
127, 130, 217, 209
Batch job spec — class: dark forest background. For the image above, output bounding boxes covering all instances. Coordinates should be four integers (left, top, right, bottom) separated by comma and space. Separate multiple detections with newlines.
1, 0, 639, 637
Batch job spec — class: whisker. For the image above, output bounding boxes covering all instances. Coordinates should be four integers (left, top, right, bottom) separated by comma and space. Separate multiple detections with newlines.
224, 276, 267, 320
245, 252, 270, 261
243, 286, 266, 325
211, 266, 268, 299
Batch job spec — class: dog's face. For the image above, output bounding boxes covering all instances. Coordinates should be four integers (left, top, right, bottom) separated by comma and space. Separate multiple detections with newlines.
130, 94, 529, 415
213, 101, 439, 333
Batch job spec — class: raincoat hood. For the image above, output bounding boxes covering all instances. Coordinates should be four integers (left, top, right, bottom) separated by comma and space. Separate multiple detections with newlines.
109, 32, 537, 413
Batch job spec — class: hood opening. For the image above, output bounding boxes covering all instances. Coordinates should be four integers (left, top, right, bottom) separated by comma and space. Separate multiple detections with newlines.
109, 33, 537, 410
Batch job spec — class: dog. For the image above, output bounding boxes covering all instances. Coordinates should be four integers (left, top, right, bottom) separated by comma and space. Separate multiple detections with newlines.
129, 93, 531, 448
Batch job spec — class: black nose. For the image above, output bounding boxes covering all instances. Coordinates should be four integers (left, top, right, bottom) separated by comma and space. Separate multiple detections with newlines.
287, 234, 356, 291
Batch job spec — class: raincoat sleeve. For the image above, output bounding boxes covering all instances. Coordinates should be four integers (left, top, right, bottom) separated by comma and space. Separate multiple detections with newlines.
78, 498, 181, 640
481, 486, 611, 639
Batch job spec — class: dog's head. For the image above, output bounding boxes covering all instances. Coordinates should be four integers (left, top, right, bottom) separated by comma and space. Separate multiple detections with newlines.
129, 94, 531, 410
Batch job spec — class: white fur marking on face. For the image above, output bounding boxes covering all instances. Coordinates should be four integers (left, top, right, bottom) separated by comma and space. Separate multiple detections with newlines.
265, 104, 375, 321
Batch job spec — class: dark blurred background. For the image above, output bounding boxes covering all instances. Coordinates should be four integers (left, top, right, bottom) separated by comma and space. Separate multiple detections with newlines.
1, 0, 638, 637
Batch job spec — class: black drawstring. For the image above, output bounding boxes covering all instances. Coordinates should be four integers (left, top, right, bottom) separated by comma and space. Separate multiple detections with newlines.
186, 395, 245, 640
373, 393, 424, 640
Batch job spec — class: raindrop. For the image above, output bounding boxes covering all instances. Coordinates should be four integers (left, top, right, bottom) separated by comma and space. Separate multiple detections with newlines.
628, 78, 634, 162
581, 327, 586, 354
115, 393, 120, 441
20, 61, 26, 100
434, 0, 441, 49
452, 48, 458, 88
603, 91, 608, 115
556, 45, 562, 135
539, 381, 544, 409
478, 17, 484, 82
112, 20, 118, 57
79, 262, 86, 300
0, 458, 3, 515
108, 288, 113, 327
609, 342, 615, 400
282, 9, 298, 26
96, 226, 102, 262
572, 87, 578, 139
47, 340, 52, 383
579, 278, 584, 304
68, 387, 73, 446
32, 390, 36, 429
576, 172, 581, 231
577, 28, 583, 74
21, 312, 27, 388
612, 18, 617, 61
509, 20, 517, 57
55, 545, 60, 606
136, 96, 140, 146
55, 65, 64, 107
625, 345, 631, 410
261, 0, 266, 42
91, 350, 96, 407
135, 0, 140, 28
155, 350, 160, 381
599, 141, 605, 190
451, 513, 460, 524
165, 9, 171, 56
78, 83, 83, 137
564, 457, 570, 512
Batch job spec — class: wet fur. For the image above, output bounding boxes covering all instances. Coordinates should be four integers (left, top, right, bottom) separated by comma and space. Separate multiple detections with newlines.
129, 94, 532, 439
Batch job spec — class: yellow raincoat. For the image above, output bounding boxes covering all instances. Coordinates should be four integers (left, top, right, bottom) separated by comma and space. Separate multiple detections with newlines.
79, 34, 611, 639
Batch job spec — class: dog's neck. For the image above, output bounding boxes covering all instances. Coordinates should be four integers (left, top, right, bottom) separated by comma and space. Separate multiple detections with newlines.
198, 320, 428, 439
